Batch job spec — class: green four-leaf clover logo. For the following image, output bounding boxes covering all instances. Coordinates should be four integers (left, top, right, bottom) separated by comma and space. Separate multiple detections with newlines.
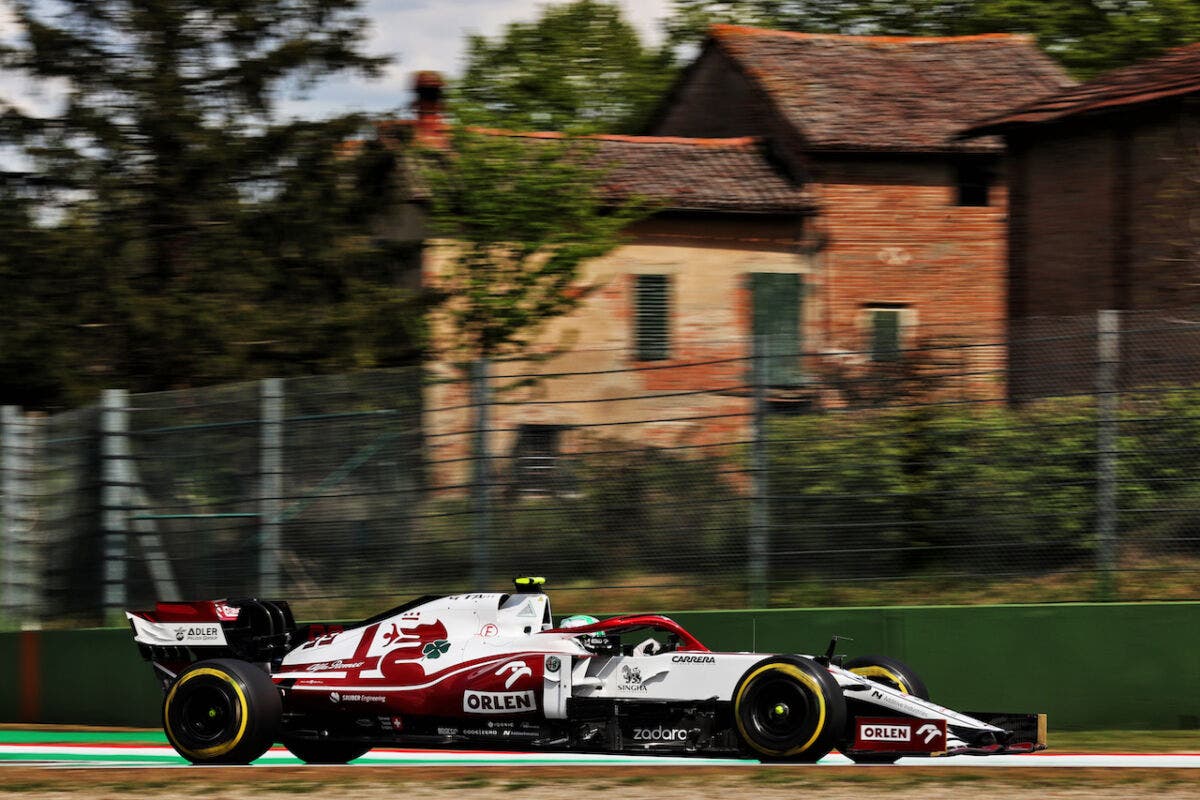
422, 639, 451, 659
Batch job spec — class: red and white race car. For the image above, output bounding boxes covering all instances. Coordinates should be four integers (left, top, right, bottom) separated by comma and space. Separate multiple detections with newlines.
127, 578, 1046, 764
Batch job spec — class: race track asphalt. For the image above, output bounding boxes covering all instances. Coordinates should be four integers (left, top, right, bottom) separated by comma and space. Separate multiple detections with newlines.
0, 730, 1197, 769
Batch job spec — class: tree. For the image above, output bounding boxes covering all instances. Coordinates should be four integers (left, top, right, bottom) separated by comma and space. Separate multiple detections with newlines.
0, 179, 89, 407
665, 0, 1200, 77
665, 0, 848, 45
0, 0, 422, 407
423, 127, 647, 361
458, 0, 676, 133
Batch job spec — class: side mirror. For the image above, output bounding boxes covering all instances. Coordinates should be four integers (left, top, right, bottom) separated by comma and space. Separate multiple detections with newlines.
816, 634, 853, 666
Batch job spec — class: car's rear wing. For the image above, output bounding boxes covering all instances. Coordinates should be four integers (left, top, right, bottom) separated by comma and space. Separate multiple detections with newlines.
127, 598, 302, 689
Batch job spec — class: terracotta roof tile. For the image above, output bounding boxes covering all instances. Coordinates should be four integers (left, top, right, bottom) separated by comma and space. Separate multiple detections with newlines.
509, 132, 814, 213
709, 25, 1074, 153
471, 129, 762, 148
376, 119, 813, 213
964, 42, 1200, 135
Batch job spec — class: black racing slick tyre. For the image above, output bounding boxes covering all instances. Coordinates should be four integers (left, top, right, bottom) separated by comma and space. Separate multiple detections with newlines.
733, 656, 846, 762
843, 655, 930, 700
163, 659, 282, 765
282, 738, 372, 764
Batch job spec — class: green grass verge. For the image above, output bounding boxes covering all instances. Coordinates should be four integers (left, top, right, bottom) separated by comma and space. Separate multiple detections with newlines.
1050, 730, 1200, 753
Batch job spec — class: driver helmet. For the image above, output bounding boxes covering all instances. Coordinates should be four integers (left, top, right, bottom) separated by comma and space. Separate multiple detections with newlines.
560, 614, 606, 649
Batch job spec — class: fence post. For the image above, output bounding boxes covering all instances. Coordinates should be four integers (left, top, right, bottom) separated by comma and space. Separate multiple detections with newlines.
2, 406, 30, 624
21, 414, 44, 622
101, 389, 129, 621
471, 359, 492, 590
259, 378, 284, 598
1, 406, 18, 624
749, 337, 769, 608
1096, 310, 1120, 600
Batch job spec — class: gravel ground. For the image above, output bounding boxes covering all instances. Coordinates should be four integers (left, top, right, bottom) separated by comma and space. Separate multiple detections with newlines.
0, 766, 1197, 799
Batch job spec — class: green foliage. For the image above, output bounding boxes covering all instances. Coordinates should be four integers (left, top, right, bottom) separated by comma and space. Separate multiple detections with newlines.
767, 389, 1200, 583
424, 126, 648, 359
0, 188, 93, 407
666, 0, 1200, 77
458, 0, 676, 133
665, 0, 850, 44
909, 399, 1099, 565
1116, 388, 1200, 550
766, 409, 914, 578
400, 387, 1200, 597
0, 0, 422, 408
767, 398, 1102, 580
416, 443, 746, 584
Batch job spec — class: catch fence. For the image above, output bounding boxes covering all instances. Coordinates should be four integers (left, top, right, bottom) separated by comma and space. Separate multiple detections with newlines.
2, 309, 1200, 625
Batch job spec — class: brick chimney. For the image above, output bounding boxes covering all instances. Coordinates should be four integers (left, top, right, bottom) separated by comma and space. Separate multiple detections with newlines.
413, 71, 446, 147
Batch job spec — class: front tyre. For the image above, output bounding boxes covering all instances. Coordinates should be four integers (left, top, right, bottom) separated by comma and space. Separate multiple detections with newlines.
843, 655, 929, 699
163, 659, 282, 765
733, 657, 846, 762
282, 738, 372, 764
841, 655, 929, 764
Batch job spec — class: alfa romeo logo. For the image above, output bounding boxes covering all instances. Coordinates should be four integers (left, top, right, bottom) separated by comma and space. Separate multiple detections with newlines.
422, 639, 451, 659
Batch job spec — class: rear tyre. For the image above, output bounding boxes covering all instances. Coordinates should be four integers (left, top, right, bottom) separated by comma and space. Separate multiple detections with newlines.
732, 656, 846, 762
841, 655, 929, 764
163, 658, 281, 765
282, 738, 372, 764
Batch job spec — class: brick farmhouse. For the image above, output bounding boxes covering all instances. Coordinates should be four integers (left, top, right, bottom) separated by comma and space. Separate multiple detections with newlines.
408, 121, 818, 489
406, 29, 1074, 486
964, 44, 1200, 398
650, 26, 1071, 385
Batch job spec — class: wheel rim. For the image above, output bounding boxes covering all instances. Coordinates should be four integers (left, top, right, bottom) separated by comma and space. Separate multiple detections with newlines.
165, 670, 248, 759
743, 675, 817, 747
179, 684, 238, 744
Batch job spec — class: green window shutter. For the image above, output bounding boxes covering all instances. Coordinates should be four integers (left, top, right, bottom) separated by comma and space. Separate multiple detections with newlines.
750, 273, 803, 386
635, 274, 670, 361
871, 309, 901, 362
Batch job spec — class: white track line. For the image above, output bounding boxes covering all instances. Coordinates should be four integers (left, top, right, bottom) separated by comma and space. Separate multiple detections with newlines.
880, 753, 1200, 768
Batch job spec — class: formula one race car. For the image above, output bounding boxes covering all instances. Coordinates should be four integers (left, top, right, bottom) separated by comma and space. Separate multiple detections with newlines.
127, 578, 1046, 765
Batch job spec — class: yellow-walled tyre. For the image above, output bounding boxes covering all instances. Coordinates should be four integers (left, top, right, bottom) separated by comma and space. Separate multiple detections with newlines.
843, 655, 929, 700
163, 659, 281, 765
732, 657, 846, 762
841, 655, 929, 764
